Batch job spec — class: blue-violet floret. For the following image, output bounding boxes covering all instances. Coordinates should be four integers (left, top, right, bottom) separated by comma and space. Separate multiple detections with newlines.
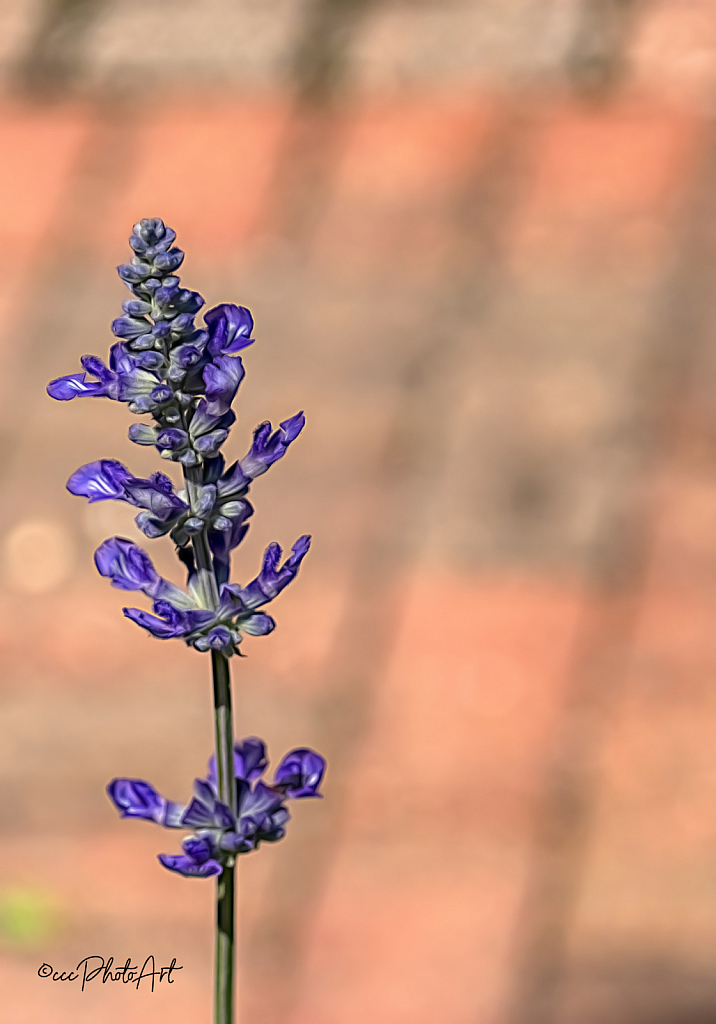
95, 534, 310, 654
107, 738, 326, 878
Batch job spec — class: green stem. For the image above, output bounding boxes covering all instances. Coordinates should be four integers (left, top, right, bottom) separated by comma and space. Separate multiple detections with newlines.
215, 855, 235, 1024
182, 466, 237, 1024
212, 648, 236, 1024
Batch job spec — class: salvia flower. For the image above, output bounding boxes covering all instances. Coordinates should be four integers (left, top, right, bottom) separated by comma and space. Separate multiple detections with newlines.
46, 217, 303, 475
94, 535, 310, 654
68, 459, 189, 538
107, 738, 326, 877
47, 217, 310, 640
49, 218, 323, 1024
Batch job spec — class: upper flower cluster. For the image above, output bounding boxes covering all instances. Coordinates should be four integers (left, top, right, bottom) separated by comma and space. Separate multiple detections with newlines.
108, 738, 325, 877
46, 219, 310, 655
47, 218, 294, 472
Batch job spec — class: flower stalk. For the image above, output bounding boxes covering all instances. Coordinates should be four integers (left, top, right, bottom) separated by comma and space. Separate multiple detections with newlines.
211, 650, 236, 1024
47, 218, 325, 1024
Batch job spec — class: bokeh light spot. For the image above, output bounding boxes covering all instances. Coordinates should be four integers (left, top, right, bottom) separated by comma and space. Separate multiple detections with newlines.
0, 888, 61, 945
2, 519, 75, 593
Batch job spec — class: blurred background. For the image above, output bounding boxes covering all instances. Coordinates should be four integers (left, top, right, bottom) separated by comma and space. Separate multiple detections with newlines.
2, 1, 716, 1022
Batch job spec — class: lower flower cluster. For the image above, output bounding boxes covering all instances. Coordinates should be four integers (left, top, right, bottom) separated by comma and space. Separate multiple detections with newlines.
107, 739, 325, 877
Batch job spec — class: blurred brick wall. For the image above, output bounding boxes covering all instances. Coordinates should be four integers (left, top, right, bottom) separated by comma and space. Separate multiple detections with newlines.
3, 2, 716, 1023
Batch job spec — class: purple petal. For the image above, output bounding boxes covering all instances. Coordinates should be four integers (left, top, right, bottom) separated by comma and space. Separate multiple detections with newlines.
238, 412, 305, 482
107, 778, 186, 828
95, 538, 193, 610
194, 428, 229, 456
123, 601, 213, 639
156, 428, 188, 451
239, 781, 284, 818
46, 372, 109, 400
273, 748, 326, 799
205, 303, 254, 356
181, 799, 217, 830
219, 831, 256, 854
123, 606, 187, 639
209, 501, 253, 585
157, 854, 222, 878
118, 262, 153, 284
182, 835, 214, 863
238, 535, 311, 610
206, 626, 232, 649
216, 583, 246, 619
208, 737, 268, 787
123, 473, 188, 520
216, 460, 251, 499
107, 778, 164, 822
108, 341, 138, 375
80, 354, 116, 386
188, 398, 227, 438
95, 537, 161, 593
281, 411, 306, 443
181, 779, 234, 829
202, 356, 245, 416
67, 459, 133, 502
154, 248, 184, 272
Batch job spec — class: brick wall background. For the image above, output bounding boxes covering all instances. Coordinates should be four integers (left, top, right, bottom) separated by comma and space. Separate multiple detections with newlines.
3, 2, 716, 1022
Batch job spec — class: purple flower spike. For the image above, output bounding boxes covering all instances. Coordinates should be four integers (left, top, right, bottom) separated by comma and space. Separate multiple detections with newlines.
51, 220, 324, 912
274, 749, 326, 798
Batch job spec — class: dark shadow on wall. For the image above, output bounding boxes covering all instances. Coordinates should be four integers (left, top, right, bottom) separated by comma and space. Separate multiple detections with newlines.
557, 956, 716, 1024
504, 99, 716, 1024
244, 2, 685, 1021
243, 93, 544, 1024
289, 0, 381, 103
256, 0, 381, 246
565, 0, 646, 98
12, 0, 110, 97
